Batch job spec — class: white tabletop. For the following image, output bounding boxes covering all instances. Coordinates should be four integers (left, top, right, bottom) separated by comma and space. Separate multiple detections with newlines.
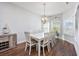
30, 32, 44, 39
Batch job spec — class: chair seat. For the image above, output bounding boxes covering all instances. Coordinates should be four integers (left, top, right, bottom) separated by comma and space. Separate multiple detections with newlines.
26, 39, 38, 45
31, 39, 38, 44
40, 40, 49, 47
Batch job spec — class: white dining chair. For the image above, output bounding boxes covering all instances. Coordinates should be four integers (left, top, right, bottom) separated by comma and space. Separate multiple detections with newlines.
40, 33, 50, 56
24, 32, 37, 55
49, 32, 56, 48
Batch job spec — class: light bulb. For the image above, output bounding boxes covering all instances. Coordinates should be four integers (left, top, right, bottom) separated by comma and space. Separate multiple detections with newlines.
42, 17, 44, 21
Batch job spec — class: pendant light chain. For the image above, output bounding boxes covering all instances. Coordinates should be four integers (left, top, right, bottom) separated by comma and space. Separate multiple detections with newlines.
44, 3, 46, 17
42, 3, 48, 24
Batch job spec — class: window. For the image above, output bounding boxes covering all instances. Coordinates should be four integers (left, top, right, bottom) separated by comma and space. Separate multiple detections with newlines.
42, 21, 49, 33
50, 18, 61, 34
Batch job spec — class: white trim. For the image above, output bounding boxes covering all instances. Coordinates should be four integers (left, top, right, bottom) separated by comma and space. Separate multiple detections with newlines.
17, 39, 26, 44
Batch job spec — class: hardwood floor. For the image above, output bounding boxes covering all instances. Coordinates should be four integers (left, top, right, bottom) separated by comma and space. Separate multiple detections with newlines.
0, 39, 77, 56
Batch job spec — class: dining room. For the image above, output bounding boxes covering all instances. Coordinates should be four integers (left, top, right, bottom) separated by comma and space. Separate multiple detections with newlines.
0, 2, 79, 56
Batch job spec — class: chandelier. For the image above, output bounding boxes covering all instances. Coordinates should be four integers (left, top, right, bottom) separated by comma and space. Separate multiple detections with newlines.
41, 3, 48, 24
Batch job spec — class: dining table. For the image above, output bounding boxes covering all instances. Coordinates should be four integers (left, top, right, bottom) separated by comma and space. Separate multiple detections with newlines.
30, 31, 45, 56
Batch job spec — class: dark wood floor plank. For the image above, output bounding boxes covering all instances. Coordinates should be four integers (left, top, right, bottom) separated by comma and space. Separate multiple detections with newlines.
0, 39, 77, 56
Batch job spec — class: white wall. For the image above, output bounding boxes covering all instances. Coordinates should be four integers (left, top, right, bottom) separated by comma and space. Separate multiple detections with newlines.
75, 5, 79, 56
62, 3, 79, 55
75, 6, 79, 45
0, 3, 41, 44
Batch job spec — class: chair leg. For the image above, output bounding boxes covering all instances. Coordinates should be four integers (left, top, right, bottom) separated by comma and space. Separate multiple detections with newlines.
36, 45, 38, 51
43, 47, 45, 56
25, 43, 27, 51
52, 42, 54, 48
29, 45, 31, 55
54, 40, 56, 44
51, 40, 54, 48
47, 44, 50, 52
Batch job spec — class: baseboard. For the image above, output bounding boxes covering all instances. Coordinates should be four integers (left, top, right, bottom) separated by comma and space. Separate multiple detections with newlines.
17, 39, 26, 44
64, 39, 74, 44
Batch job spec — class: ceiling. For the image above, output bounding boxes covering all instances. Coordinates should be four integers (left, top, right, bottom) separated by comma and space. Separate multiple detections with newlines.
11, 2, 77, 16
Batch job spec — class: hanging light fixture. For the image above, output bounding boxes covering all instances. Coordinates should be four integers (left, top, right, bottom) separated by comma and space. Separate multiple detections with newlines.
41, 3, 48, 24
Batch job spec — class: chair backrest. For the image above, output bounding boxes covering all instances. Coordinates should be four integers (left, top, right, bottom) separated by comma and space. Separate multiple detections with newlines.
43, 33, 49, 44
24, 32, 31, 43
49, 32, 55, 40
